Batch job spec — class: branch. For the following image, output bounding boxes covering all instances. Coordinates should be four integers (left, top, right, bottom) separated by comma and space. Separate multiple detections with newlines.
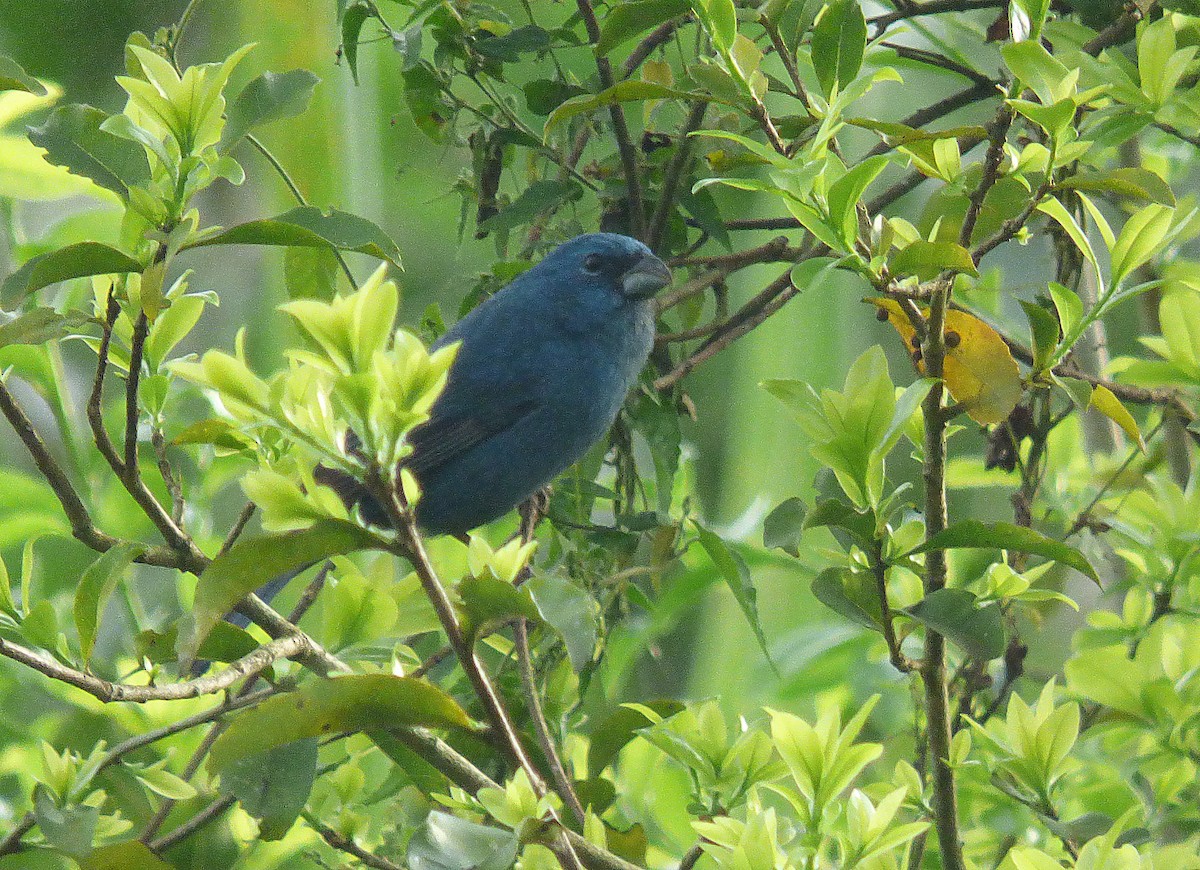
304, 812, 406, 870
622, 17, 688, 78
919, 277, 967, 870
389, 728, 644, 870
0, 378, 184, 569
1081, 2, 1154, 55
870, 538, 919, 673
376, 480, 545, 786
884, 43, 995, 88
88, 297, 205, 566
576, 0, 646, 237
0, 633, 310, 704
869, 0, 1006, 32
865, 81, 997, 160
515, 619, 587, 826
654, 266, 798, 390
960, 103, 1015, 246
647, 101, 708, 252
147, 794, 234, 852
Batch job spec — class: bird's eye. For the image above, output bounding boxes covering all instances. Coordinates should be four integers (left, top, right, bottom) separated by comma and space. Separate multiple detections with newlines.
582, 253, 603, 273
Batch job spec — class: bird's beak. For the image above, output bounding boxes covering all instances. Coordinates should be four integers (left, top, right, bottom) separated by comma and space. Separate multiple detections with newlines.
621, 253, 672, 299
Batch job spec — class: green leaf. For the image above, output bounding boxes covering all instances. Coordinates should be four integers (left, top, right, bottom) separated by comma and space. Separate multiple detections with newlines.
33, 785, 97, 856
890, 240, 978, 281
588, 700, 685, 778
221, 69, 320, 148
763, 497, 806, 557
180, 520, 380, 664
527, 572, 599, 672
403, 64, 448, 141
1056, 168, 1175, 206
77, 841, 173, 870
1048, 281, 1084, 339
477, 180, 582, 233
457, 574, 542, 641
1110, 204, 1175, 287
0, 55, 46, 95
369, 731, 446, 794
1020, 300, 1060, 374
1001, 41, 1071, 105
693, 522, 778, 673
132, 764, 198, 801
26, 104, 151, 198
904, 588, 1005, 660
812, 567, 879, 630
145, 295, 205, 370
523, 79, 588, 115
1090, 384, 1144, 450
284, 245, 341, 301
209, 674, 473, 773
342, 3, 372, 85
803, 498, 876, 548
596, 0, 689, 56
545, 80, 715, 138
183, 206, 403, 270
474, 26, 551, 62
1037, 197, 1098, 271
690, 0, 737, 53
905, 520, 1098, 583
827, 156, 889, 250
0, 308, 91, 348
2, 242, 142, 307
218, 739, 316, 840
407, 811, 519, 870
74, 542, 143, 667
811, 0, 868, 97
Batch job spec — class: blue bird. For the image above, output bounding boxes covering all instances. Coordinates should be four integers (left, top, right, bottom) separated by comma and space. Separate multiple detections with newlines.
305, 232, 672, 536
237, 233, 671, 622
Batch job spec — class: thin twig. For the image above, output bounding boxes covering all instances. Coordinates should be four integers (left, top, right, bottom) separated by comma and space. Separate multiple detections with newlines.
515, 619, 587, 826
960, 103, 1015, 247
869, 0, 1006, 32
151, 428, 185, 525
304, 812, 405, 869
647, 101, 708, 252
654, 266, 798, 390
577, 0, 646, 238
245, 133, 358, 290
0, 379, 180, 569
148, 795, 235, 852
622, 17, 688, 78
218, 501, 256, 557
0, 633, 309, 704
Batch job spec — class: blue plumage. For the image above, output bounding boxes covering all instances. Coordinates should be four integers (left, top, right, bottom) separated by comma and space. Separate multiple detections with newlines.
323, 232, 672, 535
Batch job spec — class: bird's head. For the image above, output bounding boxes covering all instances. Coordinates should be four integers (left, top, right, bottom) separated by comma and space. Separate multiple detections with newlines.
533, 233, 673, 306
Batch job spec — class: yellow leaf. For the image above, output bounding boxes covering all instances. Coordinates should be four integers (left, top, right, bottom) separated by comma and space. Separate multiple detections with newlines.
870, 299, 1022, 425
1089, 384, 1144, 450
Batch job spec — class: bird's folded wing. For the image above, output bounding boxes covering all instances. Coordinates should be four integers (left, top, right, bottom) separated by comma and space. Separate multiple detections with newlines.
403, 395, 539, 478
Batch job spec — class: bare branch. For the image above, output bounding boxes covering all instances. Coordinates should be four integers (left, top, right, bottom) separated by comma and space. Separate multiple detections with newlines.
576, 0, 646, 237
304, 812, 406, 869
0, 633, 310, 704
515, 619, 587, 826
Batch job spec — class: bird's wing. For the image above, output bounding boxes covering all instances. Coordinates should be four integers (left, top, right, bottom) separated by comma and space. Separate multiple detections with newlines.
403, 394, 539, 478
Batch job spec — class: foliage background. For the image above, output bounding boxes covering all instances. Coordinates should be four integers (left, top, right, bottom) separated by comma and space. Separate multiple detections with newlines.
0, 0, 1196, 868
0, 0, 877, 704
